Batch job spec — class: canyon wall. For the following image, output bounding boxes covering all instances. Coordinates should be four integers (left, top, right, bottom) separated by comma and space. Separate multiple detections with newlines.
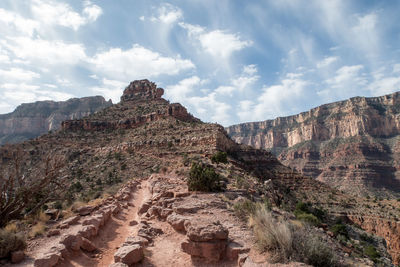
227, 92, 400, 197
0, 96, 112, 145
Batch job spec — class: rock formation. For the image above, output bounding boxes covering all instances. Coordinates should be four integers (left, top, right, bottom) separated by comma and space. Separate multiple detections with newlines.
0, 96, 112, 146
226, 92, 400, 198
1, 80, 399, 265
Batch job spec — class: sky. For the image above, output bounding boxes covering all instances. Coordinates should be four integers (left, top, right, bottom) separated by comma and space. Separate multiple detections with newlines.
0, 1, 400, 126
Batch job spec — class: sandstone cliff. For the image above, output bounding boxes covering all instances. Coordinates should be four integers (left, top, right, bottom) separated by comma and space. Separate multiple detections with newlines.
227, 92, 400, 197
0, 96, 112, 145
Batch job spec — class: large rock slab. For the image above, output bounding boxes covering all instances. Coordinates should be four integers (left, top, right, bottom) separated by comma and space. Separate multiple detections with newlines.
114, 244, 144, 265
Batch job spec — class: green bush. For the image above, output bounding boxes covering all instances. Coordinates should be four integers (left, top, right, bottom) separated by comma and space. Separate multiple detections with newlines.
187, 163, 223, 192
364, 245, 380, 262
0, 229, 26, 259
211, 151, 228, 164
330, 224, 348, 238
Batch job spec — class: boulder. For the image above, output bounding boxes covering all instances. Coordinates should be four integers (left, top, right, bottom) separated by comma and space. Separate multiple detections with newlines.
226, 242, 250, 261
138, 200, 152, 215
81, 237, 97, 252
167, 213, 188, 232
50, 244, 68, 258
77, 225, 97, 239
60, 234, 83, 251
186, 220, 228, 242
160, 208, 173, 219
76, 205, 94, 216
181, 239, 227, 262
62, 215, 80, 225
44, 209, 59, 219
114, 244, 144, 265
129, 220, 138, 226
11, 250, 24, 264
34, 251, 61, 267
82, 217, 101, 230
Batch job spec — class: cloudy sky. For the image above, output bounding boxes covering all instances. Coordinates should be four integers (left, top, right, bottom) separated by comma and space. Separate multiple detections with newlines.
0, 0, 400, 126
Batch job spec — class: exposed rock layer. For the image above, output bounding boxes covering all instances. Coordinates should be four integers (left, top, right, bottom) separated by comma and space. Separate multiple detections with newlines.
0, 96, 112, 145
226, 92, 400, 197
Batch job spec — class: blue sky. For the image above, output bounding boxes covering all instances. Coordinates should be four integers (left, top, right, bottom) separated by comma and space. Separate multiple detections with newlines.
0, 1, 400, 126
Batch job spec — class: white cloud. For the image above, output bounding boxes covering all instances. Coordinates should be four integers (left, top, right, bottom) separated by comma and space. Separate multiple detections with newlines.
0, 67, 40, 81
393, 64, 400, 73
317, 56, 338, 68
0, 82, 74, 113
155, 3, 182, 24
326, 65, 366, 87
3, 37, 87, 65
165, 76, 201, 103
31, 0, 102, 30
179, 22, 252, 58
253, 77, 308, 120
90, 78, 126, 103
90, 44, 195, 81
0, 8, 39, 36
83, 1, 103, 22
368, 76, 400, 96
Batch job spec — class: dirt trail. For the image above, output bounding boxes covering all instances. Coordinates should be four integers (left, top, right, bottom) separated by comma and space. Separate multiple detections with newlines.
58, 180, 148, 267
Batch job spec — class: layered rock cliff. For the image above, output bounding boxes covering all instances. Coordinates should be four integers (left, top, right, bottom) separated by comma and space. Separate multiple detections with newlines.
0, 96, 112, 145
226, 92, 400, 197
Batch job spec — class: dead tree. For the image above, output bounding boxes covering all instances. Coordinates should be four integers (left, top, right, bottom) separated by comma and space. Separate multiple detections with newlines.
0, 149, 65, 227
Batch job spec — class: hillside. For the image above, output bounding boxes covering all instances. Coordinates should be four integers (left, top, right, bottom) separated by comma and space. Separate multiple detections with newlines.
0, 96, 112, 146
227, 92, 400, 198
0, 80, 398, 266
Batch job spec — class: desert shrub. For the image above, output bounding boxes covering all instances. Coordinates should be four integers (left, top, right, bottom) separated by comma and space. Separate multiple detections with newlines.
364, 245, 380, 262
187, 163, 223, 192
211, 151, 228, 164
293, 229, 339, 267
296, 213, 320, 226
330, 223, 348, 239
250, 205, 340, 266
250, 206, 293, 262
233, 199, 257, 220
0, 229, 26, 258
29, 221, 46, 238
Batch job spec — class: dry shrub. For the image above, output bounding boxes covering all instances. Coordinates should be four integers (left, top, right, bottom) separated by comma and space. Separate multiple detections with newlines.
5, 222, 18, 233
0, 229, 26, 258
249, 205, 293, 262
250, 206, 340, 266
29, 221, 46, 238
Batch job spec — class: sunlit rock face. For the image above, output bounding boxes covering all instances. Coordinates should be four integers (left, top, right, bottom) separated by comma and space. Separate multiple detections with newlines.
121, 79, 164, 102
227, 92, 400, 198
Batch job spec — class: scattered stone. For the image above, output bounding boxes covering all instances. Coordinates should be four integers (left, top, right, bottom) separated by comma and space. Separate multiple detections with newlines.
114, 244, 144, 265
77, 225, 97, 239
11, 250, 24, 264
58, 223, 69, 229
44, 209, 59, 219
50, 244, 68, 258
129, 220, 138, 226
81, 237, 97, 252
124, 236, 149, 247
226, 242, 250, 261
109, 263, 129, 267
34, 251, 61, 267
47, 229, 61, 237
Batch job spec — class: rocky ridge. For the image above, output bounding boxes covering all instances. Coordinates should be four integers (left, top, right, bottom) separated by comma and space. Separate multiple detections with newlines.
1, 80, 399, 265
0, 96, 112, 146
226, 92, 400, 197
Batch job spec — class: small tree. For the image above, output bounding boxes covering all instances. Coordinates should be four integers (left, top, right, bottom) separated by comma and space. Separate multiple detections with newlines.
211, 151, 228, 164
187, 162, 223, 192
0, 150, 65, 227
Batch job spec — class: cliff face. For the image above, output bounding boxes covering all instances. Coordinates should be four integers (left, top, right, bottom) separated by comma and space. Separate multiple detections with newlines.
226, 92, 400, 197
0, 96, 112, 145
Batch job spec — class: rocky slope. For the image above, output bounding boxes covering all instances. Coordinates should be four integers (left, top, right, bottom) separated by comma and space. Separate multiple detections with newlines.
226, 92, 400, 198
1, 80, 399, 265
0, 96, 112, 146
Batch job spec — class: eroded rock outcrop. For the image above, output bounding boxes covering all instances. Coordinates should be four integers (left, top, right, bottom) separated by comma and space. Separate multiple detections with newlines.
227, 92, 400, 197
0, 96, 112, 146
